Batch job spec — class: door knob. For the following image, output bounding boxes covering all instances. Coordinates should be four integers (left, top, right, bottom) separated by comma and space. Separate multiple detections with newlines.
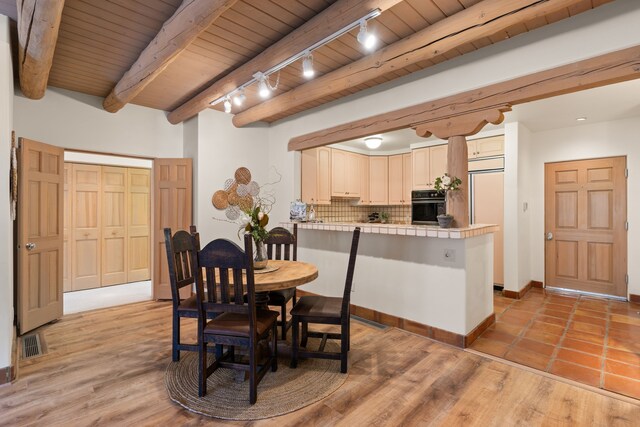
26, 242, 36, 251
546, 232, 553, 241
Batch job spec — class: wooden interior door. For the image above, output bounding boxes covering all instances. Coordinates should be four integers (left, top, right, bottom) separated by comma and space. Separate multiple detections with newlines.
153, 159, 192, 300
101, 166, 127, 286
63, 163, 72, 292
71, 164, 101, 291
17, 138, 64, 334
472, 171, 504, 285
128, 168, 151, 282
545, 157, 627, 297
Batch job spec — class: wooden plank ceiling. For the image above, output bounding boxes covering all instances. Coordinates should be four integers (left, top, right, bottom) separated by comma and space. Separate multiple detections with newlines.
1, 0, 611, 125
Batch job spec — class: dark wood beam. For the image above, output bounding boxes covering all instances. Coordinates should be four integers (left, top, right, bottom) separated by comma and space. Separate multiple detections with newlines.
103, 0, 238, 113
288, 45, 640, 151
233, 0, 595, 128
166, 0, 403, 125
17, 0, 65, 100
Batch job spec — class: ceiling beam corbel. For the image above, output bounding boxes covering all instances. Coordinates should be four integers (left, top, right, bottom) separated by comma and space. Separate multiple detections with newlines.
102, 0, 239, 113
17, 0, 65, 100
415, 105, 511, 140
166, 0, 404, 125
232, 0, 594, 128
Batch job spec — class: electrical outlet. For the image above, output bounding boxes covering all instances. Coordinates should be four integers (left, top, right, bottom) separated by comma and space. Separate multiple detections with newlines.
444, 249, 456, 262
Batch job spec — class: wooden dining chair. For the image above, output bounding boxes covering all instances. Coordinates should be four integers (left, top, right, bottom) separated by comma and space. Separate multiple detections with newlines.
264, 224, 298, 339
192, 234, 279, 403
290, 227, 361, 373
164, 226, 218, 362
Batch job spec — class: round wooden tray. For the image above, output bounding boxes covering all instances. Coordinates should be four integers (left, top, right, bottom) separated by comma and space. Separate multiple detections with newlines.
253, 264, 280, 274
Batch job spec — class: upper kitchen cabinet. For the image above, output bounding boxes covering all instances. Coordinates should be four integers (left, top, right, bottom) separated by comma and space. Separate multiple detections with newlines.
331, 149, 360, 197
412, 144, 447, 190
357, 154, 370, 206
301, 147, 331, 205
389, 153, 412, 205
468, 135, 504, 159
369, 156, 388, 205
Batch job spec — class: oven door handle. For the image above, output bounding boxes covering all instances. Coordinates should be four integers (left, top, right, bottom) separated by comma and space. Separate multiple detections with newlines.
412, 200, 445, 204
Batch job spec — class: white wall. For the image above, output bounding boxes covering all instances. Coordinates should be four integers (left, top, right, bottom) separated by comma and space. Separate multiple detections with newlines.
13, 88, 183, 158
526, 116, 640, 297
0, 15, 14, 370
503, 123, 532, 293
194, 109, 271, 245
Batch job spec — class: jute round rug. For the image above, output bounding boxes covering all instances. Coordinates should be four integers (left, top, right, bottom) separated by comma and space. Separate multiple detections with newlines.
165, 342, 347, 420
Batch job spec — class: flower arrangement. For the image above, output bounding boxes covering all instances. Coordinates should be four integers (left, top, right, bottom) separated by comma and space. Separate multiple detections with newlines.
433, 173, 462, 194
239, 204, 270, 243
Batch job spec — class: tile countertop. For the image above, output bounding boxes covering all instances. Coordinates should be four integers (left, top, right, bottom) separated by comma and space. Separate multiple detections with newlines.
280, 221, 499, 240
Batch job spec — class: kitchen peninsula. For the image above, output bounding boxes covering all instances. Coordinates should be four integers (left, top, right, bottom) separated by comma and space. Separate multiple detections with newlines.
281, 221, 498, 347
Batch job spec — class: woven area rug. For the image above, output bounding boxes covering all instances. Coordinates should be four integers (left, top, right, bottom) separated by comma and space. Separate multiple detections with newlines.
165, 342, 347, 420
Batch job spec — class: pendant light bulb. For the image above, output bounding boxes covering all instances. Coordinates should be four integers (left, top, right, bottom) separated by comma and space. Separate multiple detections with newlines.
223, 96, 232, 113
357, 19, 376, 50
233, 89, 245, 106
302, 52, 314, 78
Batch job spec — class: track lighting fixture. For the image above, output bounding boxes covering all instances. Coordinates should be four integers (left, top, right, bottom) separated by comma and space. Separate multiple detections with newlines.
223, 96, 232, 113
208, 10, 381, 109
302, 52, 314, 78
233, 89, 245, 106
357, 19, 376, 50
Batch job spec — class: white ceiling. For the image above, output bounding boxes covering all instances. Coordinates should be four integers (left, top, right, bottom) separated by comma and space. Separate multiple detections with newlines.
335, 78, 640, 153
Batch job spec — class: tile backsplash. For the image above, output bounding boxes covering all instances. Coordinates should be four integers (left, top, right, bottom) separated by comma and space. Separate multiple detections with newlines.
311, 199, 411, 223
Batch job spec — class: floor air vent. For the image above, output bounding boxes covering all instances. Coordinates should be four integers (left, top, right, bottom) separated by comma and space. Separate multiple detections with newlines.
22, 333, 45, 359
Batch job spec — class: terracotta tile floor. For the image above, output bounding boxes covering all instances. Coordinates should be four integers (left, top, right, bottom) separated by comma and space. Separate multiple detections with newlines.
470, 288, 640, 400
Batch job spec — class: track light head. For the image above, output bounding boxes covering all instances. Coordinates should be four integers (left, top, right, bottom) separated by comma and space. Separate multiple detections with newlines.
302, 52, 314, 78
357, 19, 376, 50
223, 96, 232, 113
254, 72, 270, 98
233, 89, 245, 106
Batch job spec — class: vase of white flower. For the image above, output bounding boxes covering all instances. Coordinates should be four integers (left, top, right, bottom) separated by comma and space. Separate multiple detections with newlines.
241, 205, 270, 269
434, 173, 462, 228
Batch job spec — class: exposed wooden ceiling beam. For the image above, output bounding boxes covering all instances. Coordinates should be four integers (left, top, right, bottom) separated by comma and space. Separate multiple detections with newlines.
288, 45, 640, 151
17, 0, 65, 100
166, 0, 403, 125
102, 0, 238, 113
233, 0, 595, 128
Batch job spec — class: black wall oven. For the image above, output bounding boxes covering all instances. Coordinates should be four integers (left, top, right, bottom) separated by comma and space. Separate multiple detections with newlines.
411, 190, 446, 225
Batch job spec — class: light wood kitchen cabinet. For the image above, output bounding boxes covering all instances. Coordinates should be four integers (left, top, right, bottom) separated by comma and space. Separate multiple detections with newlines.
369, 156, 388, 205
429, 144, 448, 186
331, 148, 360, 197
468, 135, 504, 159
357, 154, 370, 205
301, 147, 331, 204
388, 153, 412, 205
412, 144, 447, 190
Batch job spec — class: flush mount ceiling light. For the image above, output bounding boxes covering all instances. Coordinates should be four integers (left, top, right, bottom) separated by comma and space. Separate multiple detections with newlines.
233, 88, 245, 106
364, 136, 382, 149
357, 19, 376, 50
576, 117, 587, 121
223, 96, 232, 113
302, 51, 314, 78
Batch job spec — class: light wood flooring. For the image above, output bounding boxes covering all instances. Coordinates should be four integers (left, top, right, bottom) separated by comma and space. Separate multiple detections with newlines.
2, 301, 639, 426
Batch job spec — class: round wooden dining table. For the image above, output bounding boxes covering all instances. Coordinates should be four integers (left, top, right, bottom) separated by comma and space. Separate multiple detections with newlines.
253, 260, 318, 293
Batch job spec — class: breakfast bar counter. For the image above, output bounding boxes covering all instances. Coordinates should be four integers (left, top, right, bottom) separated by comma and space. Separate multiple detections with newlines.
280, 221, 498, 347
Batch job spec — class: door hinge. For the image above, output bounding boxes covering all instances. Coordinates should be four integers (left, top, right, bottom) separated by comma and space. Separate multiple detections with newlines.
625, 221, 629, 231
625, 168, 628, 178
625, 274, 629, 285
